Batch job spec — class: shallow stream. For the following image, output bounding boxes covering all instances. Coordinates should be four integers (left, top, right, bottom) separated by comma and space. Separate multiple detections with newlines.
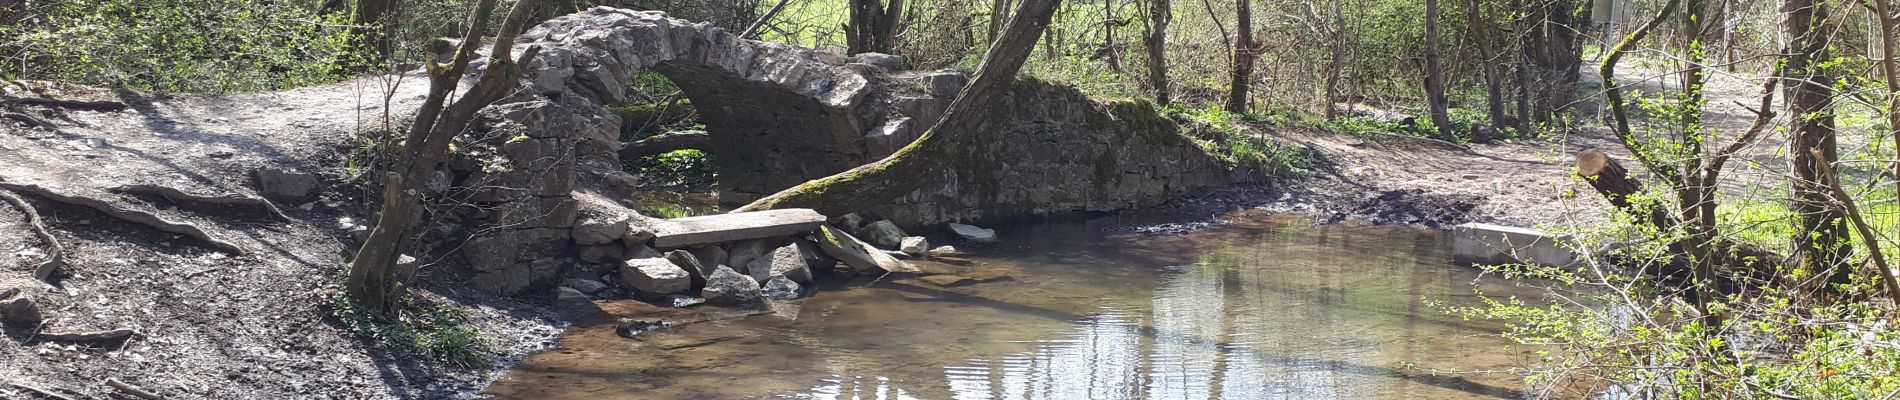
485, 210, 1543, 399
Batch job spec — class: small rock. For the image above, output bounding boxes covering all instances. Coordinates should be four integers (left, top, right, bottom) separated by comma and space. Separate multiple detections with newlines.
745, 245, 813, 284
928, 245, 964, 257
254, 167, 318, 200
0, 288, 17, 300
619, 258, 691, 296
850, 52, 908, 71
604, 171, 639, 190
666, 295, 705, 308
725, 239, 776, 272
837, 213, 866, 234
861, 220, 907, 249
947, 223, 998, 243
760, 276, 804, 300
1, 296, 42, 325
561, 278, 610, 294
574, 217, 630, 245
700, 266, 761, 306
628, 243, 661, 259
1461, 173, 1482, 180
900, 237, 929, 257
615, 319, 669, 337
556, 286, 590, 302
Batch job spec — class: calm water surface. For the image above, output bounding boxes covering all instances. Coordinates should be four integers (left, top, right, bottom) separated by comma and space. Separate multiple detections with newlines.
485, 210, 1545, 399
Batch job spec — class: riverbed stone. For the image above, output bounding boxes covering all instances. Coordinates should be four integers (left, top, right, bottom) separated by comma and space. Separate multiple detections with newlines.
620, 257, 691, 296
746, 244, 813, 284
861, 220, 907, 249
664, 249, 713, 281
760, 276, 804, 300
900, 236, 929, 257
0, 296, 42, 325
928, 245, 963, 257
813, 225, 916, 273
688, 245, 728, 271
556, 286, 590, 302
947, 223, 997, 243
622, 224, 657, 247
562, 278, 611, 294
725, 239, 777, 273
700, 266, 761, 306
574, 216, 629, 245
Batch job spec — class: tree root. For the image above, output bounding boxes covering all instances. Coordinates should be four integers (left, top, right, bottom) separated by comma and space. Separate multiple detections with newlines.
0, 181, 246, 255
2, 97, 128, 112
109, 184, 290, 221
0, 189, 65, 281
1, 111, 51, 128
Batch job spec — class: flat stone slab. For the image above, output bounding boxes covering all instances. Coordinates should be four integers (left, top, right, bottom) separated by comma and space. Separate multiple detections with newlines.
1451, 223, 1578, 267
651, 209, 828, 249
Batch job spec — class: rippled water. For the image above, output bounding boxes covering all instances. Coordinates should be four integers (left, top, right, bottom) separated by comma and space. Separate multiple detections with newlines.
486, 211, 1543, 399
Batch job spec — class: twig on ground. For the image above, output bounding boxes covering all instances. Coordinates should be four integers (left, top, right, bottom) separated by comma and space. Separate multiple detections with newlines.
5, 382, 77, 400
0, 188, 67, 281
105, 378, 164, 400
37, 328, 135, 343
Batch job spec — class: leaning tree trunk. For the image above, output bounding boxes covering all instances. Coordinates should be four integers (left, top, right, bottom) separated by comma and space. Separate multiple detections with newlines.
1145, 0, 1171, 105
1224, 0, 1254, 113
734, 0, 1064, 216
347, 0, 542, 318
1784, 0, 1849, 287
1421, 0, 1454, 141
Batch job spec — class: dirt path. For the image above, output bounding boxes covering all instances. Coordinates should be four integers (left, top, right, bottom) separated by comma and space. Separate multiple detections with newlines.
0, 75, 561, 399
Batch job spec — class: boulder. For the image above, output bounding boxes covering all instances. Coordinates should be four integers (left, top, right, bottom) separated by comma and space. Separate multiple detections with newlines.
687, 245, 729, 271
573, 216, 629, 245
745, 244, 813, 284
577, 244, 626, 264
813, 225, 916, 273
619, 258, 691, 296
0, 296, 42, 325
900, 236, 929, 257
663, 250, 713, 281
254, 167, 318, 200
850, 52, 907, 71
627, 243, 662, 259
621, 224, 656, 247
947, 223, 998, 243
725, 239, 778, 273
761, 276, 804, 300
860, 220, 907, 249
562, 278, 610, 294
700, 266, 761, 306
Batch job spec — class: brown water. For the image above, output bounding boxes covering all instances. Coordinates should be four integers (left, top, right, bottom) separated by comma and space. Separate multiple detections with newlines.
485, 211, 1544, 399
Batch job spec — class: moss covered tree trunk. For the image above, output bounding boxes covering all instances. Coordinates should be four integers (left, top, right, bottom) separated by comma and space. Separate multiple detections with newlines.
1783, 0, 1849, 287
734, 0, 1063, 216
347, 0, 542, 319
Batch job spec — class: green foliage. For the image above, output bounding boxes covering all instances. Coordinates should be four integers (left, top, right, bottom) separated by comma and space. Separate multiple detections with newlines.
326, 291, 491, 371
643, 202, 697, 219
635, 149, 714, 190
3, 0, 362, 93
1165, 103, 1314, 175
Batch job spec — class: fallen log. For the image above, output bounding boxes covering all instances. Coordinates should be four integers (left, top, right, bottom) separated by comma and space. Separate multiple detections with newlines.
0, 180, 246, 255
37, 328, 135, 343
618, 130, 712, 159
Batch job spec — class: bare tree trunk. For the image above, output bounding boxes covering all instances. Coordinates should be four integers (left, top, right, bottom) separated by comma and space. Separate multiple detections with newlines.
350, 0, 402, 59
735, 0, 1064, 215
1322, 0, 1346, 119
1145, 0, 1172, 105
1421, 0, 1453, 140
1103, 0, 1123, 72
1784, 0, 1849, 287
992, 0, 1014, 42
1224, 0, 1254, 113
846, 0, 905, 54
1677, 0, 1717, 313
1870, 0, 1900, 191
1466, 0, 1506, 137
347, 0, 543, 318
1511, 0, 1533, 135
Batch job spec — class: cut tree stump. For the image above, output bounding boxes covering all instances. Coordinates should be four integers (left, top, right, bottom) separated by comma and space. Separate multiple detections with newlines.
1576, 149, 1670, 228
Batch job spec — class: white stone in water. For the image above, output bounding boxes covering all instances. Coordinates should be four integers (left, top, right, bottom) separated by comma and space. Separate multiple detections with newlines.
619, 258, 690, 296
899, 237, 929, 257
947, 223, 997, 243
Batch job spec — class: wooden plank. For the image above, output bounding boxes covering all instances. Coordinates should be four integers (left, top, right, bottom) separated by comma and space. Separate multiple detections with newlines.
651, 209, 828, 248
